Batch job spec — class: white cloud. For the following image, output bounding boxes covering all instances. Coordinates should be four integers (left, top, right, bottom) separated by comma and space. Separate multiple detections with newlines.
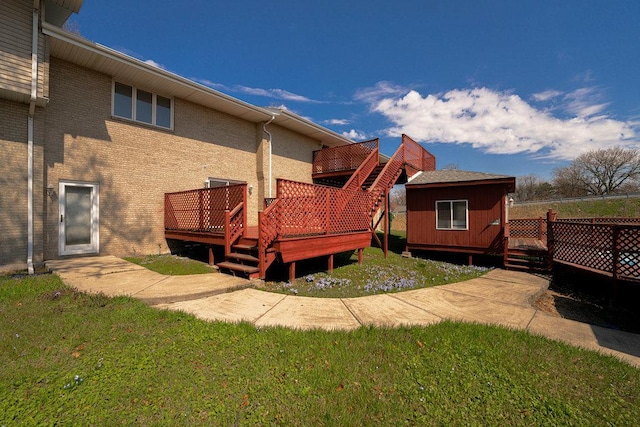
143, 59, 165, 69
342, 129, 367, 140
531, 90, 563, 102
363, 85, 639, 160
354, 81, 412, 103
324, 119, 351, 125
192, 78, 319, 103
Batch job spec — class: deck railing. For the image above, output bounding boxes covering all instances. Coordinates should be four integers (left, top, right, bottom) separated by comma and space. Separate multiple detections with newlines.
508, 217, 547, 240
312, 138, 378, 175
551, 221, 640, 281
164, 184, 246, 240
401, 134, 436, 176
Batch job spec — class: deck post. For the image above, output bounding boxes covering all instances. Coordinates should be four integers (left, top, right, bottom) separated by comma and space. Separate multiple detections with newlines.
468, 254, 473, 266
328, 254, 334, 273
358, 248, 363, 265
383, 190, 389, 258
224, 210, 231, 255
258, 211, 265, 279
208, 246, 215, 266
289, 262, 296, 283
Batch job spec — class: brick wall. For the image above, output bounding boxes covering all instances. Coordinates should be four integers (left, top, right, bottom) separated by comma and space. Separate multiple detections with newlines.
40, 58, 320, 260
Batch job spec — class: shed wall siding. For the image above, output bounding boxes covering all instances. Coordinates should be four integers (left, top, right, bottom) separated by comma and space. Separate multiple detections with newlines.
407, 184, 505, 252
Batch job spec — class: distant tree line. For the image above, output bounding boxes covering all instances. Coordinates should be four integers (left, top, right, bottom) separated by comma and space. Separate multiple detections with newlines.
515, 147, 640, 202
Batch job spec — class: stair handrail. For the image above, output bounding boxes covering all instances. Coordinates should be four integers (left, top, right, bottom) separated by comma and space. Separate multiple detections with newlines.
342, 146, 380, 192
224, 199, 245, 255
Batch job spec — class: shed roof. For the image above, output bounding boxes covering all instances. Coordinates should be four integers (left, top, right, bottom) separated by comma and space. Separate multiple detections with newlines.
407, 170, 516, 191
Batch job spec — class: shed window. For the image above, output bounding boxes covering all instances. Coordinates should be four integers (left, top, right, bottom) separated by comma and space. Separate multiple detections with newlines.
112, 82, 173, 129
436, 200, 468, 230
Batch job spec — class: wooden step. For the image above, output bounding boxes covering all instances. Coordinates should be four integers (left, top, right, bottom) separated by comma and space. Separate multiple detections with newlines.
216, 261, 260, 275
232, 244, 258, 252
226, 252, 259, 263
505, 256, 550, 272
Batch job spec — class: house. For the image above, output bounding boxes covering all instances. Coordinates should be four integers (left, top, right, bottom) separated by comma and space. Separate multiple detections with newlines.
405, 170, 516, 265
0, 0, 354, 273
1, 1, 436, 278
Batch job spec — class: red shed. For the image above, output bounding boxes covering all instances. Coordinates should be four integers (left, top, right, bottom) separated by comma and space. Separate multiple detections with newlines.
405, 170, 516, 263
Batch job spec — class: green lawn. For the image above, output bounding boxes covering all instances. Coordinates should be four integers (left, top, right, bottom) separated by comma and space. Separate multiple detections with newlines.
510, 197, 640, 219
257, 246, 490, 298
125, 254, 217, 275
1, 274, 638, 425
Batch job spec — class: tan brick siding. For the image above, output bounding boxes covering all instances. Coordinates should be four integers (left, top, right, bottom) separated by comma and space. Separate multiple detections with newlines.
41, 58, 318, 260
0, 99, 45, 271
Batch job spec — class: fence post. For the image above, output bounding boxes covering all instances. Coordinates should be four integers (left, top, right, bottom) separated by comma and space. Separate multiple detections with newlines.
546, 209, 556, 271
612, 225, 621, 304
537, 217, 543, 241
503, 221, 510, 267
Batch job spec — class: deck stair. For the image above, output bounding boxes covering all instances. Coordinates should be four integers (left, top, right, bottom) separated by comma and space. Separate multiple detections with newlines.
361, 165, 385, 190
504, 248, 550, 273
217, 238, 262, 278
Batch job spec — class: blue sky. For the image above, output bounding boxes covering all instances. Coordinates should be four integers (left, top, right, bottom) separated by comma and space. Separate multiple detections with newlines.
71, 1, 640, 179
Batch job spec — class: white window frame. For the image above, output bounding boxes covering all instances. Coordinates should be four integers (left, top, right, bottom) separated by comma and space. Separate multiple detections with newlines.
111, 81, 174, 130
435, 199, 469, 230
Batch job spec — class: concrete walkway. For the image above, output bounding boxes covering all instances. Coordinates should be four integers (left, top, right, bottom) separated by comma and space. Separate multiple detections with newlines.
46, 256, 640, 368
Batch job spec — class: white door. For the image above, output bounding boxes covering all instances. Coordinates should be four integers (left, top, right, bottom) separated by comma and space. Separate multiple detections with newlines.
58, 182, 99, 255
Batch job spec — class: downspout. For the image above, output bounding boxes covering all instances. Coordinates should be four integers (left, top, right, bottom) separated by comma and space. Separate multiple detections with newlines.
263, 115, 276, 198
27, 2, 40, 274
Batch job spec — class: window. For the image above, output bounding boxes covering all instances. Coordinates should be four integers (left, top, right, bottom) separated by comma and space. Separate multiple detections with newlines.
436, 200, 468, 230
112, 82, 173, 129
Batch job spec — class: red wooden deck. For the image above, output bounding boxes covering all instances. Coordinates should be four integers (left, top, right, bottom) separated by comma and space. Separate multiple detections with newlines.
164, 135, 436, 280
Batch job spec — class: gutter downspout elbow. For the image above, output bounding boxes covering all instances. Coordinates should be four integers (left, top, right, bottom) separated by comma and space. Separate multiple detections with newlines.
263, 115, 276, 199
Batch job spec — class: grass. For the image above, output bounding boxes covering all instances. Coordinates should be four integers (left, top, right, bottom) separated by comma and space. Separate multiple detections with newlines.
257, 246, 490, 298
1, 273, 639, 425
510, 197, 640, 219
124, 254, 217, 275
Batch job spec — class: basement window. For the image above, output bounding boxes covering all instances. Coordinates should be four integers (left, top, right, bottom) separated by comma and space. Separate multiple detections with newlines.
112, 81, 173, 129
436, 200, 468, 230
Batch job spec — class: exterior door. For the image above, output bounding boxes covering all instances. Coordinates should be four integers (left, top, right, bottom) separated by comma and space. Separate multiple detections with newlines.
58, 181, 99, 255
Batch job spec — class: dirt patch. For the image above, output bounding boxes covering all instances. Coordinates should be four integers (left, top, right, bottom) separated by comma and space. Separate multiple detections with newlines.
534, 284, 640, 335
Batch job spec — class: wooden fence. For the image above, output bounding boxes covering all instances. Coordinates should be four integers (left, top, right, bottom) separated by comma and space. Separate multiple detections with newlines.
551, 221, 640, 282
508, 212, 640, 282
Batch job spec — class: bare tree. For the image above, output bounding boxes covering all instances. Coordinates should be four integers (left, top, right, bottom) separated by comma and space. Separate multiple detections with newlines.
552, 147, 640, 196
389, 185, 405, 211
441, 163, 459, 170
515, 174, 554, 201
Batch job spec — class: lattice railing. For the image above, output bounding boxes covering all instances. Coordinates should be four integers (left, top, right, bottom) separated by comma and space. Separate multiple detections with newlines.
402, 134, 436, 177
556, 217, 640, 225
508, 218, 547, 240
550, 221, 640, 281
312, 139, 378, 175
277, 179, 372, 237
164, 185, 245, 233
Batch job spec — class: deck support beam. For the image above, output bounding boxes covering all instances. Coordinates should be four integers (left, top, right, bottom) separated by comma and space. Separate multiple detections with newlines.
358, 248, 363, 264
328, 254, 334, 273
208, 246, 215, 266
289, 262, 296, 283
